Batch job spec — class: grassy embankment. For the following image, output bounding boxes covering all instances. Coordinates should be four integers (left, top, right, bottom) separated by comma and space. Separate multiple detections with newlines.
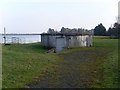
2, 36, 119, 88
2, 43, 60, 88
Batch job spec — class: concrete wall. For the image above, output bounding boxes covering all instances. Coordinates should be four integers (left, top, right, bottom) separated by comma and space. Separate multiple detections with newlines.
41, 35, 93, 49
41, 35, 48, 47
65, 35, 92, 48
86, 35, 93, 46
55, 37, 66, 52
41, 35, 64, 48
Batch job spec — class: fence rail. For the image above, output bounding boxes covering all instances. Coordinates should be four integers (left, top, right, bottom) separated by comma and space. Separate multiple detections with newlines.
1, 34, 41, 35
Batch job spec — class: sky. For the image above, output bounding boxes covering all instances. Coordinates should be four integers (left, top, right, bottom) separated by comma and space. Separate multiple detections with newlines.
0, 0, 119, 33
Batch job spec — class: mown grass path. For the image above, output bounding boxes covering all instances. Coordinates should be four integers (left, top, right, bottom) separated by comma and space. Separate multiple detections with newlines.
28, 48, 111, 88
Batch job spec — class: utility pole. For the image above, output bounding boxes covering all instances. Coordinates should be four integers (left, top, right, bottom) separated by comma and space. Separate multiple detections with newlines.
118, 1, 120, 24
3, 27, 6, 45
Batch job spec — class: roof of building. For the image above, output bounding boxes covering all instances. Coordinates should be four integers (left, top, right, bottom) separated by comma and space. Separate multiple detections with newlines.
41, 27, 94, 36
40, 33, 93, 36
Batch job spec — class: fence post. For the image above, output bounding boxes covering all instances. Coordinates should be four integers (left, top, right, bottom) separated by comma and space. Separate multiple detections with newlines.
3, 27, 6, 45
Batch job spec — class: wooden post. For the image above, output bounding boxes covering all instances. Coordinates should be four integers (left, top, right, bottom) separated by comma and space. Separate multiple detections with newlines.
4, 27, 6, 45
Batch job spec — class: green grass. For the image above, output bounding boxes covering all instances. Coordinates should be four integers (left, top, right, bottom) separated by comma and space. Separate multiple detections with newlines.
93, 36, 111, 39
92, 36, 119, 88
2, 37, 119, 88
2, 43, 60, 88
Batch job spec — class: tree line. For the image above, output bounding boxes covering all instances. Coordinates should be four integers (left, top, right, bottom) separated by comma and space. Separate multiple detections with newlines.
47, 22, 119, 38
94, 22, 120, 38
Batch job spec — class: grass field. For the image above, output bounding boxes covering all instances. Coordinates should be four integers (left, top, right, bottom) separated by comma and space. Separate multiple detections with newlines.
2, 36, 119, 88
2, 43, 60, 88
92, 36, 119, 88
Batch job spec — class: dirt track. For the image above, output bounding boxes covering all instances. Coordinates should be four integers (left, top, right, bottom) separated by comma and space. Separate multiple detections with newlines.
28, 48, 110, 88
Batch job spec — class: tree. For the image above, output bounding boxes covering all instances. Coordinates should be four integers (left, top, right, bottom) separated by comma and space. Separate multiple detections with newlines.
107, 27, 113, 36
94, 23, 106, 36
47, 28, 55, 33
107, 22, 120, 38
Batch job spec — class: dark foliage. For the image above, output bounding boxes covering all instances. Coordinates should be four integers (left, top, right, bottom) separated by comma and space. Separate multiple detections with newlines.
107, 22, 120, 38
94, 23, 106, 36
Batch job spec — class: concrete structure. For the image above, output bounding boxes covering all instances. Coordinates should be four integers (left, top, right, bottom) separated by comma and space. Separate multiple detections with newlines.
41, 28, 93, 52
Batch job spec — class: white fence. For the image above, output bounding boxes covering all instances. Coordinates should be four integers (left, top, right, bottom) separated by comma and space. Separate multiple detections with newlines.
1, 35, 41, 44
4, 37, 26, 44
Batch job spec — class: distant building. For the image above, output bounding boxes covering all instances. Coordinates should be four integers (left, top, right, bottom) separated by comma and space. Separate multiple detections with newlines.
41, 28, 93, 52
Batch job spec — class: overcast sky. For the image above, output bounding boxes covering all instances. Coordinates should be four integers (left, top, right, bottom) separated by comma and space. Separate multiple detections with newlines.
0, 0, 119, 33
